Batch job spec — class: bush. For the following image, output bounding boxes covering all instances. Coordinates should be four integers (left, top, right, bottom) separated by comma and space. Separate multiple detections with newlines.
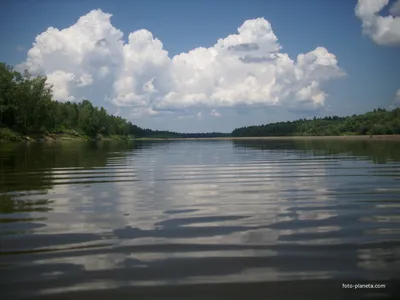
0, 127, 22, 142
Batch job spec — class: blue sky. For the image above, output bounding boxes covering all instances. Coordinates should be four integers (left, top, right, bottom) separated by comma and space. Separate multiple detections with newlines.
1, 0, 399, 133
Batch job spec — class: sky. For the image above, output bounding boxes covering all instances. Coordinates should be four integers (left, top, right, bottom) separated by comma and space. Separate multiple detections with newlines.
0, 0, 399, 133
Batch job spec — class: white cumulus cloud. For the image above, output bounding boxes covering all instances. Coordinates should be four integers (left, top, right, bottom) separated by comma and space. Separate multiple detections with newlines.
46, 70, 76, 101
131, 106, 159, 118
355, 1, 400, 107
389, 89, 400, 109
19, 9, 345, 119
395, 89, 400, 102
210, 109, 221, 117
355, 0, 400, 46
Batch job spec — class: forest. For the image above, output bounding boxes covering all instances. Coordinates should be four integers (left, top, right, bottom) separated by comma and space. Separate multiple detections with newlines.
0, 63, 228, 141
231, 108, 400, 137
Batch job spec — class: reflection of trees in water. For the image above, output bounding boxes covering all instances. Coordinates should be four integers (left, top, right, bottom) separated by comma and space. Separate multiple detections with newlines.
0, 140, 181, 216
0, 194, 53, 214
232, 140, 400, 164
0, 141, 153, 194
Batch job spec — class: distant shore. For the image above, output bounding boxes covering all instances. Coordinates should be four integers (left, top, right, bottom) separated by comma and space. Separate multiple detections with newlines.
136, 135, 400, 141
3, 129, 400, 143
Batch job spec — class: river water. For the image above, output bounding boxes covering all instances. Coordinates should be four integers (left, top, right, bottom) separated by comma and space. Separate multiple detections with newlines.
1, 139, 400, 299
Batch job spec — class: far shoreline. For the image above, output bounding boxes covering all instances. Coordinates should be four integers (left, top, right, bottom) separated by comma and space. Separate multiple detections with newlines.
136, 135, 400, 141
3, 133, 400, 144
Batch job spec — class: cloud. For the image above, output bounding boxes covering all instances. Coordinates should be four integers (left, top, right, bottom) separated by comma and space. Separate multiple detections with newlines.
178, 115, 193, 120
196, 112, 202, 120
227, 43, 260, 52
355, 1, 400, 107
46, 70, 77, 101
239, 55, 274, 63
210, 109, 221, 117
19, 9, 345, 119
388, 89, 400, 109
390, 0, 400, 16
131, 106, 159, 118
395, 89, 400, 102
355, 0, 400, 46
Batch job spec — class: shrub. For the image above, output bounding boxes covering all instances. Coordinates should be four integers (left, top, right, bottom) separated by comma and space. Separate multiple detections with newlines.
0, 127, 22, 142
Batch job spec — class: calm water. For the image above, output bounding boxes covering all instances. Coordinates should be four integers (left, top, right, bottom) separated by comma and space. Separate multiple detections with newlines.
1, 139, 400, 300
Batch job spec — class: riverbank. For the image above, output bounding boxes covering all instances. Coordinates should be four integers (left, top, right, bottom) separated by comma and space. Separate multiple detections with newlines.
0, 128, 134, 143
3, 126, 400, 143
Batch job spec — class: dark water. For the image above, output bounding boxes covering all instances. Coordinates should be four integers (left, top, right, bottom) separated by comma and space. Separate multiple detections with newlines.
1, 139, 400, 300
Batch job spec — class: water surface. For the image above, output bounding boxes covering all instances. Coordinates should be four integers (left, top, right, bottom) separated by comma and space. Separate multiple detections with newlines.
1, 139, 400, 299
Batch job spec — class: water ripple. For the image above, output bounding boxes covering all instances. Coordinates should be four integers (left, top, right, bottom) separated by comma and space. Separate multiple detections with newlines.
1, 139, 400, 299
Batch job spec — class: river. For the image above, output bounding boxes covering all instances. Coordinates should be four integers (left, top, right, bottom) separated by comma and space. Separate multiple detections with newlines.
1, 139, 399, 299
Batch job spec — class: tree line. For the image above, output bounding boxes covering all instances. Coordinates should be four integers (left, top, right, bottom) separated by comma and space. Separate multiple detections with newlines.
0, 63, 144, 138
0, 63, 228, 140
231, 108, 400, 137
